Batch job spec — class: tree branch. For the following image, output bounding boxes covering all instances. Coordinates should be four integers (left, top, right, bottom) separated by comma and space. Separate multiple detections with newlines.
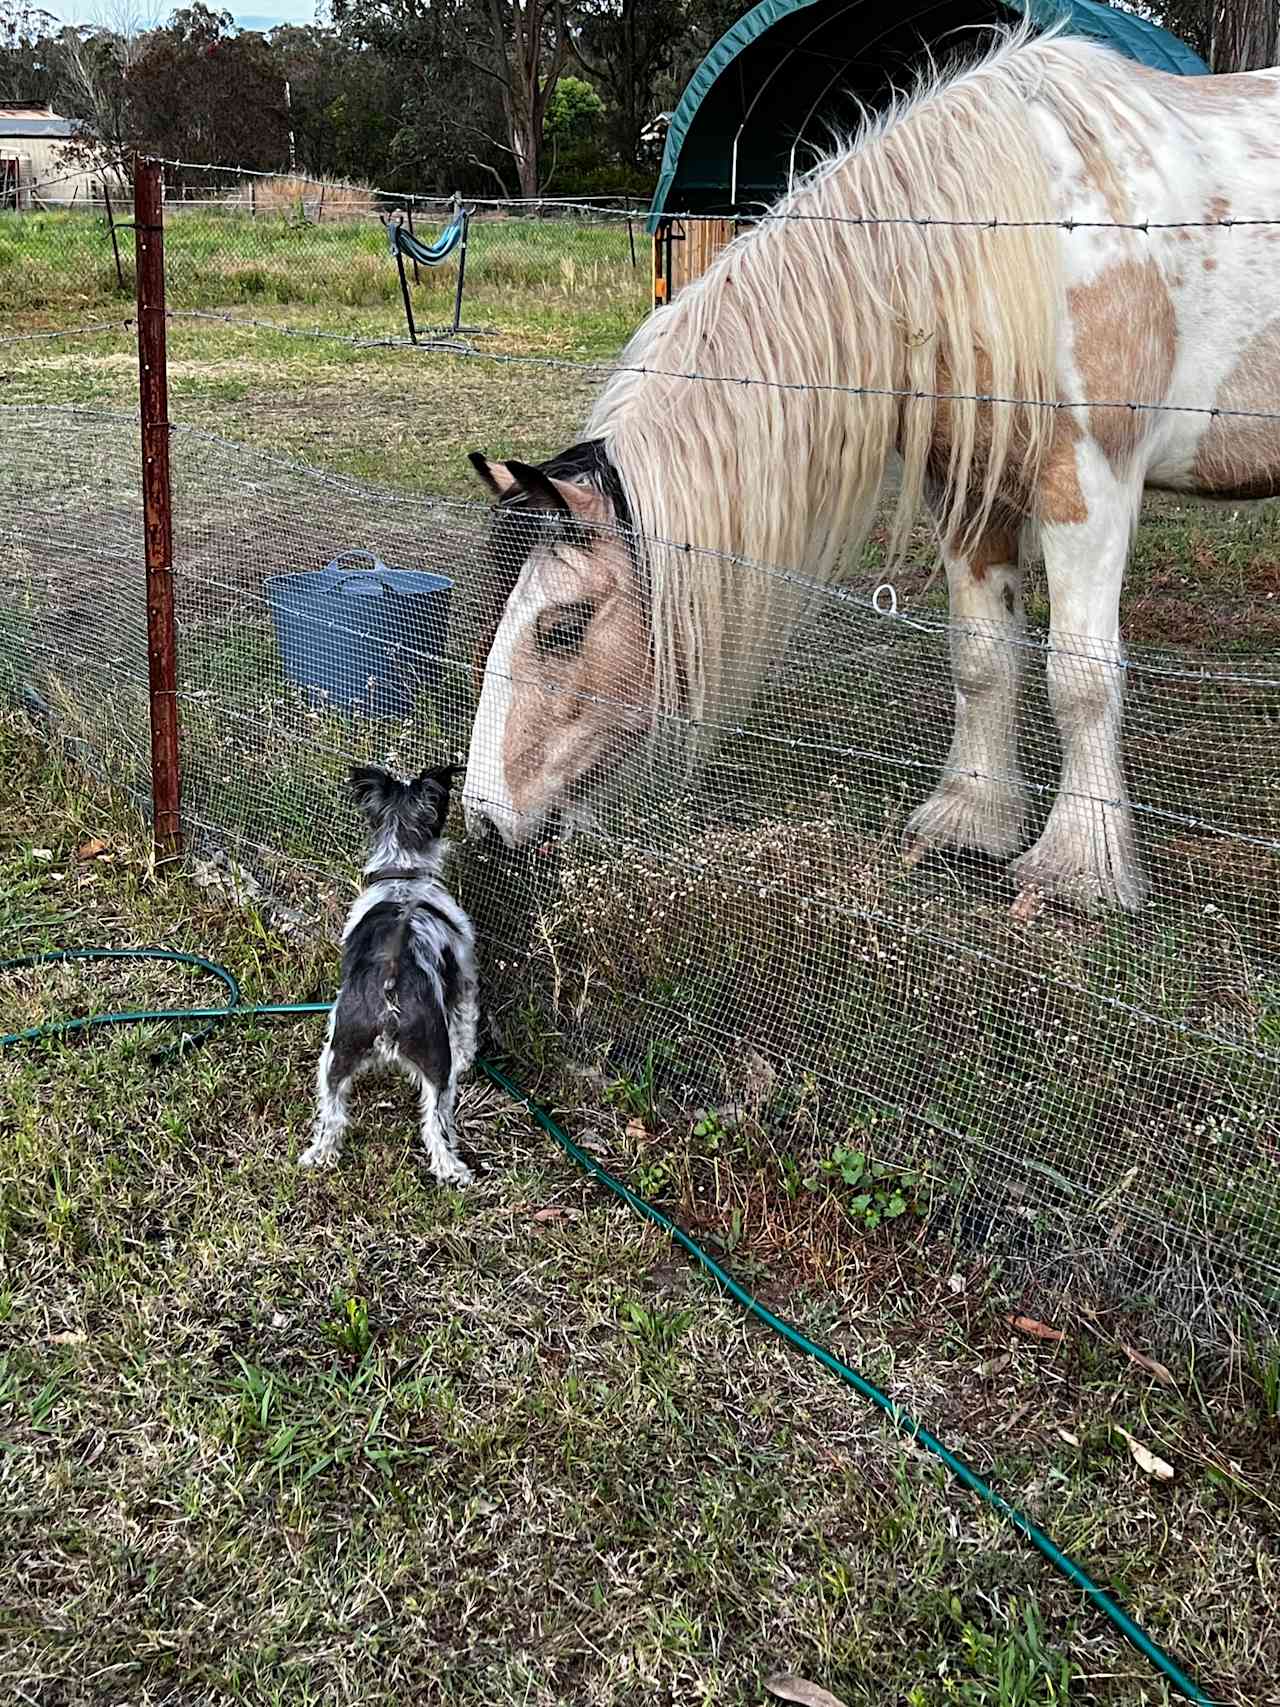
467, 151, 511, 195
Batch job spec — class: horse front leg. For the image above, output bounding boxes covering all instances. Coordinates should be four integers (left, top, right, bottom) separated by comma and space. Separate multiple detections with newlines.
903, 526, 1029, 865
1011, 477, 1147, 914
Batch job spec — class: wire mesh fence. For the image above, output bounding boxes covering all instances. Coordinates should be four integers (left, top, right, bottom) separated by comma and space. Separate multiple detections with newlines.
5, 111, 1280, 1346
6, 161, 647, 341
1, 403, 1277, 1341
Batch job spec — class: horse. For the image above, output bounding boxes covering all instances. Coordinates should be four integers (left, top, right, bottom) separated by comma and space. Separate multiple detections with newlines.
462, 24, 1280, 914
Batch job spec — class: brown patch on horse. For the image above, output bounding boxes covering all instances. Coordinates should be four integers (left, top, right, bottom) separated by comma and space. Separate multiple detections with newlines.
924, 348, 1090, 538
1203, 257, 1217, 272
1192, 319, 1280, 500
1204, 194, 1232, 225
1036, 413, 1089, 527
1078, 145, 1129, 224
923, 348, 1042, 527
1068, 260, 1176, 472
968, 526, 1019, 584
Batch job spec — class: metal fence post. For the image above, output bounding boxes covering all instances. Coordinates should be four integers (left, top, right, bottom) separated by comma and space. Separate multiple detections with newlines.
102, 175, 126, 293
450, 200, 470, 336
134, 155, 183, 861
406, 200, 422, 284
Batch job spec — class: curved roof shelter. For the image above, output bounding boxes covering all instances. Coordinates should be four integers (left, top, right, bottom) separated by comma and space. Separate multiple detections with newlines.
647, 0, 1208, 231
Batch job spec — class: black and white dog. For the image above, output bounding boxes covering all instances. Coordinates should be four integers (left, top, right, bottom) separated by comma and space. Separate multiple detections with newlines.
300, 762, 479, 1184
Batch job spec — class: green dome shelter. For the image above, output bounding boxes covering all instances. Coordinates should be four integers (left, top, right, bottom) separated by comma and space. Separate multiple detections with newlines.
648, 0, 1208, 305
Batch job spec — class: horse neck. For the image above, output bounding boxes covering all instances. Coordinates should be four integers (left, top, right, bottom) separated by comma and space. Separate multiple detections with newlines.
593, 224, 898, 591
592, 30, 1076, 722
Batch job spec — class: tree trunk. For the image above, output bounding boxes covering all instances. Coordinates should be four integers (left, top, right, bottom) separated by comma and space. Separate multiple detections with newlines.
513, 120, 540, 197
1211, 0, 1280, 71
486, 0, 567, 198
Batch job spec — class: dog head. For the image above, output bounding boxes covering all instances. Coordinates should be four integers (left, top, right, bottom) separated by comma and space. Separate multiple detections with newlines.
350, 762, 462, 867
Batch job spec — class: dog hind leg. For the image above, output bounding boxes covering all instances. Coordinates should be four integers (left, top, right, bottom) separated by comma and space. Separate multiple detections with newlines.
301, 1038, 355, 1167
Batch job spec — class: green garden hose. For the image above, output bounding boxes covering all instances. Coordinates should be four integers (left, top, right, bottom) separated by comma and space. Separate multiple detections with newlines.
1, 946, 1216, 1706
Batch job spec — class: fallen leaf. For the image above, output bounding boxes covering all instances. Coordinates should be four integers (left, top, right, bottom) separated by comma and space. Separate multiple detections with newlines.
1009, 1314, 1065, 1343
1122, 1345, 1175, 1387
31, 847, 53, 863
1113, 1424, 1175, 1480
1057, 1428, 1081, 1448
976, 1353, 1013, 1378
948, 1272, 966, 1294
624, 1118, 647, 1141
48, 1329, 87, 1345
76, 837, 110, 861
531, 1207, 571, 1224
765, 1676, 850, 1707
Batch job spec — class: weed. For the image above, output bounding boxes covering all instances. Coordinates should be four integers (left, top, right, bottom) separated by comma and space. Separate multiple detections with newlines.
906, 1599, 1075, 1704
813, 1144, 925, 1231
326, 1294, 374, 1360
619, 1299, 695, 1352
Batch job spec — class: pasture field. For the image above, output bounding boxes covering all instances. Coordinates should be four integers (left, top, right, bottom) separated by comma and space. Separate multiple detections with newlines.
2, 207, 1279, 1704
2, 720, 1279, 1706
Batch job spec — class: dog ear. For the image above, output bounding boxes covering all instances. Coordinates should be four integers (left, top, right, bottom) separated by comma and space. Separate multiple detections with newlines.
349, 765, 404, 824
413, 762, 463, 833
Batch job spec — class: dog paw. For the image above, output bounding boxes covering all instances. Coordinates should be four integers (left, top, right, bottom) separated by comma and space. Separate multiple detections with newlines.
298, 1140, 339, 1169
432, 1156, 474, 1188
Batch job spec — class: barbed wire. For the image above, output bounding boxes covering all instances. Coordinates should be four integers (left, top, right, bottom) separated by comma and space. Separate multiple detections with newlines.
20, 169, 105, 194
140, 158, 1280, 231
0, 321, 136, 347
147, 157, 637, 210
169, 308, 1280, 429
6, 407, 1276, 681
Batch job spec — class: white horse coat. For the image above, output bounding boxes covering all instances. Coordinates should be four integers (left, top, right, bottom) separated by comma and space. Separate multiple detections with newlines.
464, 29, 1280, 913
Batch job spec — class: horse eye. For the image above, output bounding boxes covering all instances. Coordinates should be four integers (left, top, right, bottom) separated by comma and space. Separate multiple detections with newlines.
536, 600, 594, 658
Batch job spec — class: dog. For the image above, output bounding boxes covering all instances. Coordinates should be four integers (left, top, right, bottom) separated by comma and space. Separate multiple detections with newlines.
300, 761, 479, 1184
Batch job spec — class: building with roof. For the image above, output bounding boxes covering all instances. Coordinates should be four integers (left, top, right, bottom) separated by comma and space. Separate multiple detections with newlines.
0, 105, 120, 209
648, 0, 1209, 304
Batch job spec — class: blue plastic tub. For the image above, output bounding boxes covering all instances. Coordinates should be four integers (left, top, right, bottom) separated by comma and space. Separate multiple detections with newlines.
265, 550, 453, 719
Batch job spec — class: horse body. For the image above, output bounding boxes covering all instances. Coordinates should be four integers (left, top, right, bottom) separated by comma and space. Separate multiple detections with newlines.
463, 28, 1280, 912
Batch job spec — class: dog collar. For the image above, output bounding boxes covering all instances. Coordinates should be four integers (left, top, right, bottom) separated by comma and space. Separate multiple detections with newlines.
364, 866, 434, 883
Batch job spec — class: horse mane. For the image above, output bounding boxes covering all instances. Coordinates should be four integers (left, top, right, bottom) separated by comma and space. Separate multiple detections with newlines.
586, 24, 1143, 728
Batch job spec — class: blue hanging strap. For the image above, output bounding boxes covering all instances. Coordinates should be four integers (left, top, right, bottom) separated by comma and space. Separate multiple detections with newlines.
387, 209, 465, 267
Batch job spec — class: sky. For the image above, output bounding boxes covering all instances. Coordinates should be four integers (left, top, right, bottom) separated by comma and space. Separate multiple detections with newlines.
36, 0, 322, 29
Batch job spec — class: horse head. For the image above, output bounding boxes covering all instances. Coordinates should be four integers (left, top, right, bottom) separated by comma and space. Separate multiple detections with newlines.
462, 441, 651, 847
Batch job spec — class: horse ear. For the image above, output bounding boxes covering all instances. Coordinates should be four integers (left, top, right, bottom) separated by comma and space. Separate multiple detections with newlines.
470, 451, 604, 520
504, 459, 573, 515
468, 453, 519, 498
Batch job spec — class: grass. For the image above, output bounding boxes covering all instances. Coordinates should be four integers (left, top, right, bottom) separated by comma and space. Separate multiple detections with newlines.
2, 718, 1279, 1706
2, 288, 1277, 1328
2, 203, 1279, 1700
3, 204, 643, 326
